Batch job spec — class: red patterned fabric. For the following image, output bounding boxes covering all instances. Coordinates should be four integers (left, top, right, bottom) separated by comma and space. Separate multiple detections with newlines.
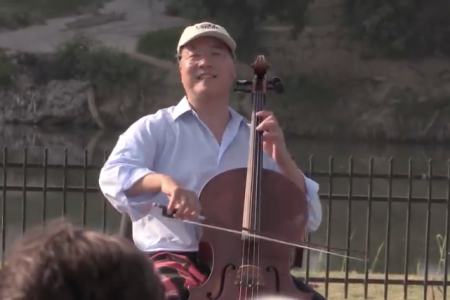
150, 252, 207, 300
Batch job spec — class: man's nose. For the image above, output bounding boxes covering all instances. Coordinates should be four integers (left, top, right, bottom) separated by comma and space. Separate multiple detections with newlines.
197, 54, 213, 67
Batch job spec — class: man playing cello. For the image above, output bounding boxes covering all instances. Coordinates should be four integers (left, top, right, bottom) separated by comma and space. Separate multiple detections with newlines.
99, 22, 326, 300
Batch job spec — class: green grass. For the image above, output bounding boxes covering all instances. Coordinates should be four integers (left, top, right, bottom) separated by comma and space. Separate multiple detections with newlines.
290, 233, 450, 299
292, 271, 446, 300
136, 26, 185, 61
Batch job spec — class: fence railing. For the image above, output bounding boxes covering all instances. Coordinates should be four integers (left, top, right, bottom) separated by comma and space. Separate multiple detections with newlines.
0, 147, 449, 300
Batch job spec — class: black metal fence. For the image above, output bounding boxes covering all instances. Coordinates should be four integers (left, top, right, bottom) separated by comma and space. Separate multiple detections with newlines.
0, 147, 449, 300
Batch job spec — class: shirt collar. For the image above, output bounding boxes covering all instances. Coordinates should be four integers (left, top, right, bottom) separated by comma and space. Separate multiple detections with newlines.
172, 97, 192, 120
171, 96, 244, 123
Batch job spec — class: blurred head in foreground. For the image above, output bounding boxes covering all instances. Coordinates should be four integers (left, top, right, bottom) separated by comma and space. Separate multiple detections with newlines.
0, 218, 165, 300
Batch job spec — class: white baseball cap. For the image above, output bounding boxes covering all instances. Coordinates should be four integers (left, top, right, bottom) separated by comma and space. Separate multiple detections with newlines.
177, 22, 236, 57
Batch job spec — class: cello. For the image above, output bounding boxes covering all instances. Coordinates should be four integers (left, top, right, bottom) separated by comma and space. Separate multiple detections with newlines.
186, 55, 311, 300
155, 55, 365, 299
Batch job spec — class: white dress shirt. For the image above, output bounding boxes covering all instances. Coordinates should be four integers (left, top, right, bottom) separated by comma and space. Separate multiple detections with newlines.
98, 97, 322, 253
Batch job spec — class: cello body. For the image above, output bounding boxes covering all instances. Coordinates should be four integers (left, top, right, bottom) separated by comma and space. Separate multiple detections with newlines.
189, 56, 313, 300
191, 169, 311, 300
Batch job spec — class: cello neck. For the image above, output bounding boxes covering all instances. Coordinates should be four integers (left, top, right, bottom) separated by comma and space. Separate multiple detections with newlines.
242, 55, 269, 233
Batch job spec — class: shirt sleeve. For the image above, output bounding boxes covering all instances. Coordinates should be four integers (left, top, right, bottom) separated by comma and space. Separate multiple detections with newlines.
265, 157, 323, 233
98, 115, 163, 221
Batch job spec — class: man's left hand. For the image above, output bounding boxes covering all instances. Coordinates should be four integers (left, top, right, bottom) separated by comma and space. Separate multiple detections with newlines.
255, 110, 291, 167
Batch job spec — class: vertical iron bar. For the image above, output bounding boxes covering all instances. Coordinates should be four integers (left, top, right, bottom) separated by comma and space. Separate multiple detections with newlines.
42, 148, 48, 227
423, 159, 432, 300
344, 156, 353, 298
82, 149, 88, 226
62, 148, 68, 216
305, 155, 314, 284
364, 157, 374, 299
1, 147, 7, 267
305, 233, 311, 283
444, 160, 450, 300
403, 158, 413, 299
325, 156, 333, 298
22, 147, 27, 234
384, 158, 393, 299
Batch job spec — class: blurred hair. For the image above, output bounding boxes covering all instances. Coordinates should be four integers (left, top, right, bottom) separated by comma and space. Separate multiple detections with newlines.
0, 218, 165, 300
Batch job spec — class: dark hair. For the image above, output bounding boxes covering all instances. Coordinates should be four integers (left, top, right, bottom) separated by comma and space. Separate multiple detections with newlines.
0, 218, 165, 300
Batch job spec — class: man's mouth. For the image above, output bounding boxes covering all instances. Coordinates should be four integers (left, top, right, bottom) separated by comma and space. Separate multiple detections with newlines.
197, 74, 216, 80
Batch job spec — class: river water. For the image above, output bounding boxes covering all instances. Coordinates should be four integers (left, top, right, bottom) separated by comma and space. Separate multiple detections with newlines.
1, 125, 449, 277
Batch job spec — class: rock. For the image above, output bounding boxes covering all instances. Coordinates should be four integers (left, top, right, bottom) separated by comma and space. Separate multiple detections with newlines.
0, 80, 95, 127
37, 80, 93, 125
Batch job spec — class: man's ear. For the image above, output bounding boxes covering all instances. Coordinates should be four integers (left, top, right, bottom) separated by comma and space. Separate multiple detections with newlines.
178, 62, 184, 83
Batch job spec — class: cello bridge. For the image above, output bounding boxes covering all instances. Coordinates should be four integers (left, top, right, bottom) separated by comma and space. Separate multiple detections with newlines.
235, 265, 265, 288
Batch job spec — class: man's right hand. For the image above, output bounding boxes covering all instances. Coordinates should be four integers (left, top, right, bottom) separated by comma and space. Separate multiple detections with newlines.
160, 175, 201, 221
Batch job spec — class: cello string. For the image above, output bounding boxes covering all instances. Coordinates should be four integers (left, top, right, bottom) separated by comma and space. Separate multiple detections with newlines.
254, 89, 264, 299
257, 89, 266, 298
251, 91, 257, 299
258, 89, 264, 296
242, 121, 252, 300
245, 78, 259, 300
252, 90, 260, 299
251, 90, 258, 299
250, 88, 261, 300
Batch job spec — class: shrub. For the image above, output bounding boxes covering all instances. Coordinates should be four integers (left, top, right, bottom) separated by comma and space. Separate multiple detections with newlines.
136, 27, 185, 61
0, 51, 17, 89
0, 0, 101, 18
53, 34, 164, 97
0, 11, 34, 30
343, 0, 450, 58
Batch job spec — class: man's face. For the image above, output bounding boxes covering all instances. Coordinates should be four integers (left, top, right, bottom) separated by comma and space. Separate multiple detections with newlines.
179, 36, 236, 99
